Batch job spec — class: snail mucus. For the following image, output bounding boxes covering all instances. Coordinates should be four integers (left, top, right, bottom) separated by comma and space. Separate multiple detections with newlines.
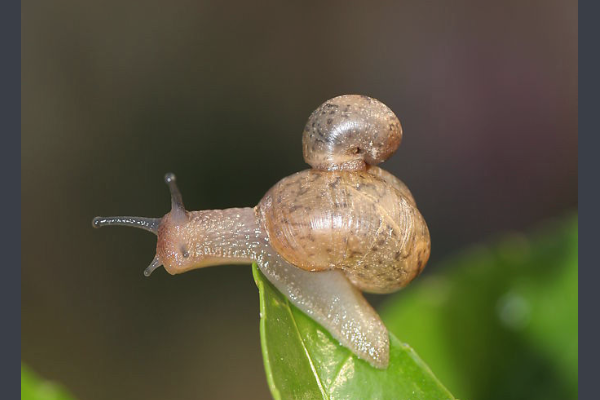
93, 95, 431, 369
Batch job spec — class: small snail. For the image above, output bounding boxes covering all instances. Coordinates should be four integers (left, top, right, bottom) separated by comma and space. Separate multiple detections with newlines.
93, 95, 430, 369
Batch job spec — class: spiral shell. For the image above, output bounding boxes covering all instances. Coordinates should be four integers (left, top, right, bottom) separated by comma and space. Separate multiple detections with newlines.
257, 167, 430, 294
302, 95, 403, 172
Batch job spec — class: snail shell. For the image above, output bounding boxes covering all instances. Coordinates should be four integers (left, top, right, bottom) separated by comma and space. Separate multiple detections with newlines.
303, 95, 403, 171
258, 95, 430, 294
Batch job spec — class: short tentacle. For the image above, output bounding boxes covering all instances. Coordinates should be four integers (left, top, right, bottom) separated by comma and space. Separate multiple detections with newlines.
144, 256, 163, 277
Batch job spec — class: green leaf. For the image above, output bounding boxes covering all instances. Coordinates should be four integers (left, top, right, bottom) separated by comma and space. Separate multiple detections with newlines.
21, 364, 76, 400
253, 264, 456, 400
380, 214, 578, 400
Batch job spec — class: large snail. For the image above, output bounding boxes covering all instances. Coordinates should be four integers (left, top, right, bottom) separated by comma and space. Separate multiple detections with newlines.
93, 95, 430, 368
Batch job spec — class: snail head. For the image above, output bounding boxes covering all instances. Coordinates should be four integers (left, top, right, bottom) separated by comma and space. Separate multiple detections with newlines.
92, 173, 200, 276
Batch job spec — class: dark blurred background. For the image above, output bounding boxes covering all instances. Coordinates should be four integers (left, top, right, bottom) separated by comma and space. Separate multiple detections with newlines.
22, 1, 577, 399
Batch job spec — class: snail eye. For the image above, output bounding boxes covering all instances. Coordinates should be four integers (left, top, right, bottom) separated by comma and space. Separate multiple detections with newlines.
180, 245, 190, 258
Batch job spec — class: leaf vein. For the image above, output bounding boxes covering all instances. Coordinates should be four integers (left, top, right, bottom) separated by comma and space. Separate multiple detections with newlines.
285, 298, 331, 400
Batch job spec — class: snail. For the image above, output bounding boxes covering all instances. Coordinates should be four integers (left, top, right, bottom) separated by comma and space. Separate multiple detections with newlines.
92, 95, 430, 369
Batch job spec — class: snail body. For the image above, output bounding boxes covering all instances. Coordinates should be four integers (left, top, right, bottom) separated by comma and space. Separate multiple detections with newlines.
93, 95, 430, 369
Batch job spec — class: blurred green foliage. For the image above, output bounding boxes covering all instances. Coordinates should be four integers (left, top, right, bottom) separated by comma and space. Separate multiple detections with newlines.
252, 264, 455, 400
380, 214, 578, 400
21, 364, 76, 400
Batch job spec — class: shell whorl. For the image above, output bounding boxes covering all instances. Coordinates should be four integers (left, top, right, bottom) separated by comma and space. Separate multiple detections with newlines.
258, 168, 430, 294
302, 95, 403, 171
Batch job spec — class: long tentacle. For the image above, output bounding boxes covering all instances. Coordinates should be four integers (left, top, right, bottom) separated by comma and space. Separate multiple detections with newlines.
92, 216, 161, 234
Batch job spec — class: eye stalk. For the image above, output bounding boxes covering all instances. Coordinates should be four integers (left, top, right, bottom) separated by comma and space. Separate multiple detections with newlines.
92, 173, 186, 277
164, 172, 187, 223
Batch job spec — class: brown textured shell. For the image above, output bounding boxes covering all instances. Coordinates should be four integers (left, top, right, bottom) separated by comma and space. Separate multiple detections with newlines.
257, 166, 430, 294
302, 95, 402, 171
